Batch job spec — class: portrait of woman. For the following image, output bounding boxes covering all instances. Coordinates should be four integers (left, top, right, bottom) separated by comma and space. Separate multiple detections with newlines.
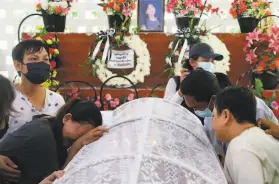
138, 0, 164, 32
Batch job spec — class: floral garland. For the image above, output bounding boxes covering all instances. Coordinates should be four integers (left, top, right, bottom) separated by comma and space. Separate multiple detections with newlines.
165, 25, 230, 77
23, 26, 60, 88
89, 33, 151, 87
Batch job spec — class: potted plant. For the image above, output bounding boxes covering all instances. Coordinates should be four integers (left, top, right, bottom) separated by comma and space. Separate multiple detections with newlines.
36, 0, 76, 32
244, 26, 279, 89
229, 0, 271, 33
98, 0, 136, 31
166, 0, 219, 30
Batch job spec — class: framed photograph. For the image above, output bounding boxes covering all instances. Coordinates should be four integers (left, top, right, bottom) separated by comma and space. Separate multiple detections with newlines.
138, 0, 165, 32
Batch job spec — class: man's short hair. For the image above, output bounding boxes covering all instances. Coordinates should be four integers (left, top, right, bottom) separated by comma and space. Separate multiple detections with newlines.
215, 86, 257, 125
180, 69, 221, 103
12, 40, 49, 63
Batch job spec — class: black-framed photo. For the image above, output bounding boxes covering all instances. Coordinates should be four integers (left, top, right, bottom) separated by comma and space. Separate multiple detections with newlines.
138, 0, 164, 32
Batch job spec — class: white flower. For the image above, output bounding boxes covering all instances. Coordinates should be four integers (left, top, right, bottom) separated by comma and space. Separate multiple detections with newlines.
166, 57, 172, 66
41, 0, 48, 10
60, 1, 68, 9
168, 42, 173, 49
174, 63, 182, 76
174, 51, 179, 56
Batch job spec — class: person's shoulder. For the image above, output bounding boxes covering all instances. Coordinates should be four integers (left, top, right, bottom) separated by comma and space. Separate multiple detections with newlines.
228, 127, 278, 154
14, 119, 53, 138
47, 89, 65, 104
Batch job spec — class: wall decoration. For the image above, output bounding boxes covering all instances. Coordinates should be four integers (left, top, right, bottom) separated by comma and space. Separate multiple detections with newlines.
88, 29, 151, 87
138, 0, 164, 32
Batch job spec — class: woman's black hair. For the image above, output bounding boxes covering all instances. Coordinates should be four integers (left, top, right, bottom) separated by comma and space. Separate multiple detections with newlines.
0, 75, 16, 123
46, 99, 103, 167
144, 3, 159, 25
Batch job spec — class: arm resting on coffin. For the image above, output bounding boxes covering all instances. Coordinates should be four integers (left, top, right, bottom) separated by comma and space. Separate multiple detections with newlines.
63, 126, 108, 168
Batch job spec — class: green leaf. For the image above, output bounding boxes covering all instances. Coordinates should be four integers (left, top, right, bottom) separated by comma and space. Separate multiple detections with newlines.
72, 11, 78, 18
97, 3, 105, 7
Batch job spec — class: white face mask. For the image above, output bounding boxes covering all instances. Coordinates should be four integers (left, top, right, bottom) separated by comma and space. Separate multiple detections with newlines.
198, 62, 215, 73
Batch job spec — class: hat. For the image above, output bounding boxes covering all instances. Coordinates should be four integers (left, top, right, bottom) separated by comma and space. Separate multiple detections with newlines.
189, 43, 224, 61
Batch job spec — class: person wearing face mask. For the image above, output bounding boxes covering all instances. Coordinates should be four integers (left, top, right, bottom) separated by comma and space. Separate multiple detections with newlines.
1, 40, 65, 140
164, 43, 223, 122
0, 99, 108, 184
180, 69, 279, 157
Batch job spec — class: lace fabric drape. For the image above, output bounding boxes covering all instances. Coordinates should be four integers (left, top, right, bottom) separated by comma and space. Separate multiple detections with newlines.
54, 98, 227, 184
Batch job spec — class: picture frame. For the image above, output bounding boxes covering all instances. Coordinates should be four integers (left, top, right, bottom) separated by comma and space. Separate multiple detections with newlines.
137, 0, 165, 32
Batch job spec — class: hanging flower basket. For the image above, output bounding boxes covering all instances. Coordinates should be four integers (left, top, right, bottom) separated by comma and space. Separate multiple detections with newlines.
175, 17, 200, 30
42, 10, 66, 32
237, 17, 259, 33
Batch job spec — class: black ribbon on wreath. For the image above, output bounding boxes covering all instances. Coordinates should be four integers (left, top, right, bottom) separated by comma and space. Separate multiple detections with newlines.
89, 28, 116, 63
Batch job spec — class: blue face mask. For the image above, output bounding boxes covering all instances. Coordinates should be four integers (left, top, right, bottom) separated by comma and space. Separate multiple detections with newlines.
194, 108, 212, 118
198, 62, 215, 73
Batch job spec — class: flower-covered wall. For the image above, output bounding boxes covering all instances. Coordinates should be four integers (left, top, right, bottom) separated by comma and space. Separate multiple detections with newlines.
0, 0, 279, 80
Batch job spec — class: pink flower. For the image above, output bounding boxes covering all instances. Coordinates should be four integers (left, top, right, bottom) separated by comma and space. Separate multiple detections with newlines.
180, 9, 188, 16
122, 4, 131, 18
270, 26, 279, 38
110, 100, 116, 108
246, 29, 261, 46
193, 8, 200, 17
114, 98, 120, 106
104, 94, 112, 101
127, 93, 134, 101
61, 8, 70, 15
246, 49, 257, 64
243, 43, 250, 52
94, 100, 101, 108
269, 39, 279, 54
271, 101, 279, 110
97, 95, 100, 100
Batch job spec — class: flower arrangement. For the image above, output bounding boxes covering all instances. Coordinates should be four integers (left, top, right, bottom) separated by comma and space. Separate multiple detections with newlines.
164, 23, 210, 77
243, 26, 279, 73
99, 0, 136, 18
166, 0, 219, 17
23, 25, 60, 88
229, 0, 271, 19
36, 0, 77, 16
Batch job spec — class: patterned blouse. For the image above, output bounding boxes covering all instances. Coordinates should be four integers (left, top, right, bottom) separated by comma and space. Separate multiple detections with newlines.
2, 88, 65, 138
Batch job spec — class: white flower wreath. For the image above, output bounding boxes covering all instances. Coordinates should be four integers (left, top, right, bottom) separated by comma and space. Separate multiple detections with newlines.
167, 34, 231, 75
93, 35, 151, 87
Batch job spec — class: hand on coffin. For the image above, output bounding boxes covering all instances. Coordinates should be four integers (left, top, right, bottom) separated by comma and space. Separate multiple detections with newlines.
77, 126, 109, 147
39, 170, 64, 184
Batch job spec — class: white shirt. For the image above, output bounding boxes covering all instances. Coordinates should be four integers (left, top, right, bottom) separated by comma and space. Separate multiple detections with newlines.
6, 89, 65, 134
164, 78, 184, 104
204, 97, 279, 156
224, 127, 279, 184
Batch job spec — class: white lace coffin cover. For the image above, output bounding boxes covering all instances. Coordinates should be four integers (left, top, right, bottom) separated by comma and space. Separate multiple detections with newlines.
54, 98, 227, 184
